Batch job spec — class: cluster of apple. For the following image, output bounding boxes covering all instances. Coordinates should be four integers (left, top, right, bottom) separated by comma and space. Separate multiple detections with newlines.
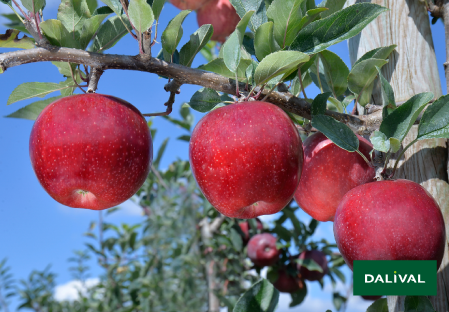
170, 0, 240, 42
189, 100, 446, 287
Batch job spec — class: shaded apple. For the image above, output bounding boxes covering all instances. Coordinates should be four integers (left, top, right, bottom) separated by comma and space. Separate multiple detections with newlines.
170, 0, 211, 10
247, 233, 280, 267
239, 218, 263, 244
298, 250, 328, 281
272, 267, 304, 293
334, 179, 446, 270
29, 94, 153, 210
189, 101, 303, 219
196, 0, 240, 42
294, 132, 375, 222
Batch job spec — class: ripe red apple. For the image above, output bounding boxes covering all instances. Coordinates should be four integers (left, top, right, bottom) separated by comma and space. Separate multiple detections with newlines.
29, 94, 153, 210
170, 0, 211, 10
361, 296, 382, 301
272, 267, 304, 293
334, 179, 446, 270
189, 101, 303, 219
294, 132, 375, 222
239, 218, 263, 244
196, 0, 240, 42
298, 250, 329, 281
247, 233, 280, 267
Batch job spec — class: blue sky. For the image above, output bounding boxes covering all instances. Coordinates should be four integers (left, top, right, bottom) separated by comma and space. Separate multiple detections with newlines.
0, 1, 447, 311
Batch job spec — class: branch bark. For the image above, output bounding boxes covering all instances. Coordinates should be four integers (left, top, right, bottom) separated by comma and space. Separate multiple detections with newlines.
0, 46, 381, 134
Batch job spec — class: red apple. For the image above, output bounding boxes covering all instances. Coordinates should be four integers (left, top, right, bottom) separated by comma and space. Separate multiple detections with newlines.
334, 179, 446, 270
170, 0, 211, 10
189, 101, 303, 219
196, 0, 240, 42
29, 94, 153, 210
361, 296, 382, 301
272, 267, 304, 293
294, 132, 375, 222
298, 250, 328, 281
247, 233, 280, 267
239, 218, 263, 244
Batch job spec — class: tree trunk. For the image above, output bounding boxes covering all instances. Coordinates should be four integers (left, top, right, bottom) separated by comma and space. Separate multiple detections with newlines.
347, 0, 449, 311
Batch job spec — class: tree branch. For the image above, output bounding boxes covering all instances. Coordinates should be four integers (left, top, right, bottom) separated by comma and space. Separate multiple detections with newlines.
0, 46, 381, 134
87, 67, 104, 93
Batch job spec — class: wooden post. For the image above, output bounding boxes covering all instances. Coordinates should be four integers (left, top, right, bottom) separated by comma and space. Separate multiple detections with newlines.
346, 0, 449, 311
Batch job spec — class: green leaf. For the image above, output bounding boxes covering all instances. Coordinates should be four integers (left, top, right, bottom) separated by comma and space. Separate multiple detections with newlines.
330, 267, 345, 283
312, 115, 359, 152
229, 228, 243, 251
297, 7, 327, 30
289, 284, 307, 307
100, 0, 122, 15
0, 29, 34, 49
7, 82, 74, 105
5, 96, 63, 120
266, 0, 304, 48
198, 58, 253, 81
254, 50, 309, 86
188, 88, 222, 113
354, 44, 397, 66
40, 19, 80, 48
367, 298, 388, 312
154, 137, 168, 168
417, 94, 449, 140
151, 0, 164, 20
319, 50, 349, 98
290, 3, 388, 54
317, 0, 346, 18
230, 0, 268, 33
328, 97, 344, 113
233, 279, 279, 312
311, 92, 331, 116
78, 14, 110, 49
296, 258, 323, 273
57, 0, 91, 35
90, 15, 131, 52
370, 130, 390, 153
161, 10, 191, 56
254, 22, 277, 61
222, 11, 254, 73
404, 296, 435, 312
333, 292, 347, 311
93, 5, 113, 15
128, 0, 154, 35
179, 25, 213, 67
380, 92, 434, 146
2, 13, 30, 34
21, 0, 45, 13
348, 59, 388, 107
376, 65, 396, 119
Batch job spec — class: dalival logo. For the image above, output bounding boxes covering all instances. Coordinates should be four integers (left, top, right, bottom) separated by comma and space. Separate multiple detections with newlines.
365, 271, 426, 284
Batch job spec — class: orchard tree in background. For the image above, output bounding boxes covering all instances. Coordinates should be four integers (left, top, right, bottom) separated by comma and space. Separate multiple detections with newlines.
0, 0, 448, 311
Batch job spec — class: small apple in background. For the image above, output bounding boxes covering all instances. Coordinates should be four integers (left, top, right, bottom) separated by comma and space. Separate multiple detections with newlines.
271, 267, 304, 293
196, 0, 241, 42
29, 94, 153, 210
170, 0, 211, 10
247, 233, 280, 267
239, 218, 263, 244
189, 101, 303, 219
334, 179, 446, 270
298, 250, 329, 281
294, 132, 375, 222
361, 296, 382, 301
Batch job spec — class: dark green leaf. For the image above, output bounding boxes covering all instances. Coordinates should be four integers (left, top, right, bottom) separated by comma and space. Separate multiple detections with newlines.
188, 88, 222, 113
254, 21, 277, 61
154, 138, 168, 168
329, 267, 345, 283
417, 94, 449, 140
100, 0, 122, 15
152, 0, 164, 20
233, 279, 279, 312
177, 135, 191, 142
375, 66, 396, 119
90, 15, 131, 52
354, 45, 397, 67
6, 96, 63, 120
308, 219, 318, 235
319, 50, 349, 98
198, 58, 253, 81
367, 298, 388, 312
266, 0, 304, 48
230, 0, 268, 33
311, 92, 331, 116
229, 228, 243, 251
222, 11, 254, 73
290, 3, 388, 54
289, 283, 307, 307
40, 19, 80, 48
404, 296, 435, 312
296, 258, 322, 273
297, 7, 328, 30
312, 115, 359, 152
179, 25, 213, 67
317, 0, 346, 18
93, 5, 113, 15
332, 292, 346, 311
161, 10, 191, 56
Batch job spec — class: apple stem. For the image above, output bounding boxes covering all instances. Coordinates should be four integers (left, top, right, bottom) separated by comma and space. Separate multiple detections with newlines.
87, 67, 104, 93
380, 151, 392, 176
235, 72, 240, 97
390, 139, 418, 178
297, 67, 308, 99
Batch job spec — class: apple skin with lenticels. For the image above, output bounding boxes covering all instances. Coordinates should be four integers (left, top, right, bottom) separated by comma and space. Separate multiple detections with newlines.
189, 101, 303, 219
247, 233, 280, 267
334, 179, 446, 270
29, 93, 153, 210
294, 132, 375, 222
